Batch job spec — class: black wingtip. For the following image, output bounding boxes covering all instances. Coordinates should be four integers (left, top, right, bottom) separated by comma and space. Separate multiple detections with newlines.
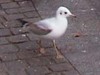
17, 19, 28, 27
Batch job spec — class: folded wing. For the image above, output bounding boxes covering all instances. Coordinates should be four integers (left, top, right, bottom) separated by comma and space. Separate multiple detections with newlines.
18, 19, 52, 35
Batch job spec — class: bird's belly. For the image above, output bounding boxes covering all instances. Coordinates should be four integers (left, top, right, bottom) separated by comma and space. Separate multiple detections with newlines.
42, 25, 67, 39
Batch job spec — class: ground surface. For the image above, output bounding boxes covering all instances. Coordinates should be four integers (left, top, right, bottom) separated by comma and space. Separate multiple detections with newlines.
0, 0, 100, 75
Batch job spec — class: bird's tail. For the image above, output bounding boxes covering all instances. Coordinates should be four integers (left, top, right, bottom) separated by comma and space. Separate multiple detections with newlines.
17, 19, 29, 27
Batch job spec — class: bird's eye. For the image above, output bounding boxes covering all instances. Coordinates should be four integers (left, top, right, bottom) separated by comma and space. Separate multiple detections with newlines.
64, 12, 67, 14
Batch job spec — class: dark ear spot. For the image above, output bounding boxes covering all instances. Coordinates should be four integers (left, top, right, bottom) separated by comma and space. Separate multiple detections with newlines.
60, 12, 62, 15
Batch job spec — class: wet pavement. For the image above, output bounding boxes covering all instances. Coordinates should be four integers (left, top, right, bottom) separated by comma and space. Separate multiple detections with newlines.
0, 0, 100, 75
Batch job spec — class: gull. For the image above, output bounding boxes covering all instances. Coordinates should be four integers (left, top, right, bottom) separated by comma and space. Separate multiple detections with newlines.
18, 6, 76, 59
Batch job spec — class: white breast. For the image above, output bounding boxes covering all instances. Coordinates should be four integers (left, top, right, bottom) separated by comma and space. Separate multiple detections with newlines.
42, 18, 68, 39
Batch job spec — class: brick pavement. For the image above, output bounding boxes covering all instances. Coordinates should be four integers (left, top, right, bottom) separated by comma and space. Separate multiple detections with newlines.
0, 0, 80, 75
1, 0, 100, 75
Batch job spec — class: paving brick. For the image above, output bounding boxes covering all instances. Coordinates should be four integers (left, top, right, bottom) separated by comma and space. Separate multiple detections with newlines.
1, 2, 19, 9
19, 7, 35, 12
26, 58, 47, 66
0, 6, 2, 10
41, 39, 53, 48
26, 66, 50, 75
5, 7, 36, 14
5, 60, 28, 75
23, 17, 41, 22
18, 1, 33, 7
41, 48, 56, 56
0, 16, 6, 23
24, 11, 39, 18
17, 50, 37, 59
0, 44, 18, 53
62, 70, 79, 75
46, 73, 61, 75
48, 63, 73, 72
10, 27, 28, 35
27, 33, 40, 41
3, 20, 22, 28
6, 14, 25, 20
7, 34, 28, 43
5, 8, 20, 14
50, 56, 67, 64
26, 57, 55, 67
0, 53, 18, 61
14, 0, 25, 1
0, 10, 6, 16
16, 41, 39, 50
0, 37, 9, 45
0, 63, 8, 72
0, 0, 11, 3
0, 29, 11, 37
0, 23, 5, 28
45, 56, 68, 65
0, 72, 8, 75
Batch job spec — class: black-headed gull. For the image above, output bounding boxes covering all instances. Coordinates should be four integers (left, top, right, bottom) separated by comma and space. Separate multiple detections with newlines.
18, 6, 76, 59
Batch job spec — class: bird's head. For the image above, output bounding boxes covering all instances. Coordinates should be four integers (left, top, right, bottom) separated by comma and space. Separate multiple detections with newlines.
56, 6, 76, 18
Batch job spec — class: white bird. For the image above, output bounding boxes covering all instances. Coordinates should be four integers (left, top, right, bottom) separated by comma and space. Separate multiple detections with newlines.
18, 6, 76, 59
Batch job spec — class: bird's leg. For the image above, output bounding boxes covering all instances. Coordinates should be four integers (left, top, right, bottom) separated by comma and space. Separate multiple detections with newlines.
53, 40, 64, 59
37, 40, 45, 54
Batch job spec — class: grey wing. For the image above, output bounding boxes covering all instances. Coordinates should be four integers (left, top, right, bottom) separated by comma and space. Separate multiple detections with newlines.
29, 22, 52, 35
